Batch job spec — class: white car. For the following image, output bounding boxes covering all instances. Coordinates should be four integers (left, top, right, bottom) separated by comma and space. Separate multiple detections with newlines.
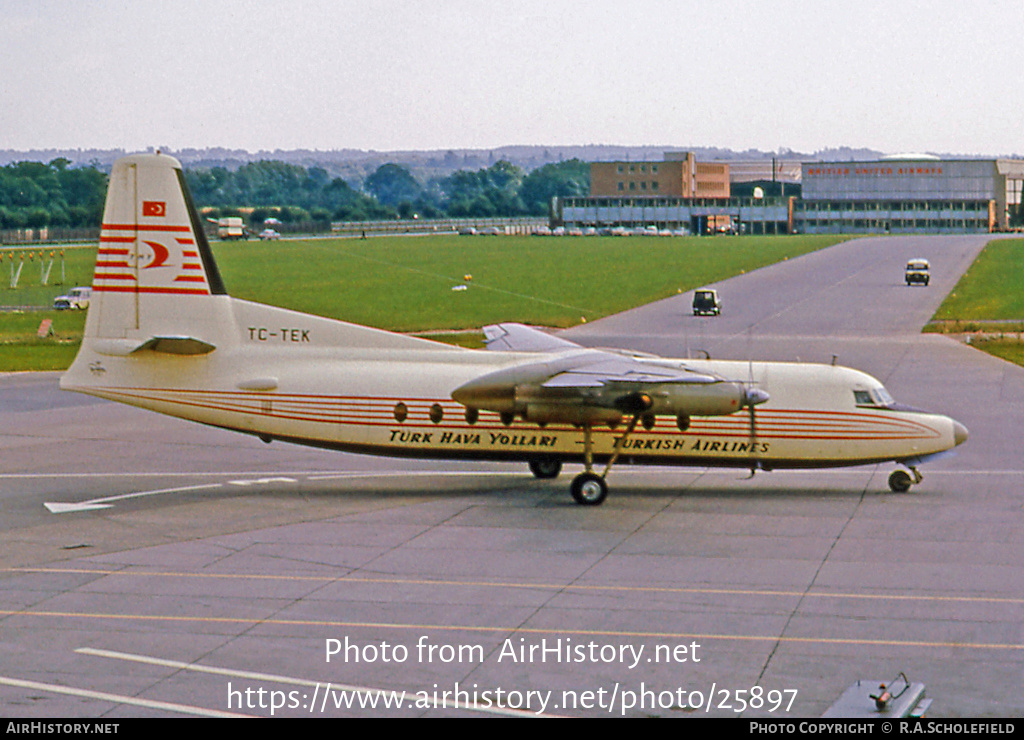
53, 286, 92, 310
259, 229, 281, 241
905, 259, 930, 286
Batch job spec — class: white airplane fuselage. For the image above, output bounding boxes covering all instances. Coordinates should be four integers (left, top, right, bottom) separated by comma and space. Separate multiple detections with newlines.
60, 153, 967, 504
62, 294, 963, 471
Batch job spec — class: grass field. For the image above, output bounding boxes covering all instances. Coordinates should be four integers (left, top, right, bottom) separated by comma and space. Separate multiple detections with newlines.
2, 233, 847, 371
214, 234, 846, 331
926, 238, 1024, 368
0, 309, 86, 371
931, 238, 1024, 322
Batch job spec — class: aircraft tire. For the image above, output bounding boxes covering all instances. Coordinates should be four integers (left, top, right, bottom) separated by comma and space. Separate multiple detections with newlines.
571, 472, 608, 506
529, 459, 562, 479
888, 469, 913, 493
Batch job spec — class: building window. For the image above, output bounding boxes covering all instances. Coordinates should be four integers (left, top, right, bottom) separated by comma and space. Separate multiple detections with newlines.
652, 181, 659, 191
618, 182, 624, 191
629, 182, 636, 190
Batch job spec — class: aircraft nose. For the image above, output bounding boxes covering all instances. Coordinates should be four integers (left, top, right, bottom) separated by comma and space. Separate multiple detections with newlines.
953, 421, 969, 446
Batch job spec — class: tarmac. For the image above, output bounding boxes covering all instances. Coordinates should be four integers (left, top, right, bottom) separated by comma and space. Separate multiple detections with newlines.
1, 234, 1022, 717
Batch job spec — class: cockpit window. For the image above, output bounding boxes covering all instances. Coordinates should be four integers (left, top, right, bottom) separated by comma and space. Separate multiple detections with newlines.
854, 387, 896, 408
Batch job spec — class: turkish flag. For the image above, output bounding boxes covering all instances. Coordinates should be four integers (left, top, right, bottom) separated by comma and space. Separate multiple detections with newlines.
142, 201, 166, 217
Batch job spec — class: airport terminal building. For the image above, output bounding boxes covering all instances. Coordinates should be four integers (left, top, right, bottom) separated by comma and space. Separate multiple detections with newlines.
557, 154, 1024, 235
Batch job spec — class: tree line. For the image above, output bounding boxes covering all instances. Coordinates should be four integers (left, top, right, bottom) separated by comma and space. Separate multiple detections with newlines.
0, 157, 589, 229
0, 158, 107, 228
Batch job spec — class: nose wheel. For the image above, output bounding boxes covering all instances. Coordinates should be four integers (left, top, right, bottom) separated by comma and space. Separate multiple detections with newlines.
888, 466, 922, 493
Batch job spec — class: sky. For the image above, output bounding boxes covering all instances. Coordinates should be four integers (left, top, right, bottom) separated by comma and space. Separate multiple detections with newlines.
2, 0, 1023, 156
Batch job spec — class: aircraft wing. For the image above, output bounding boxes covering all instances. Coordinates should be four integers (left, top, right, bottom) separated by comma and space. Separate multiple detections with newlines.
455, 330, 762, 424
482, 323, 718, 386
483, 323, 581, 352
540, 357, 719, 387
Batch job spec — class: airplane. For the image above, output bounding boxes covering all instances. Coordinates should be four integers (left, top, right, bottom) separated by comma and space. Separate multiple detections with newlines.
60, 153, 969, 506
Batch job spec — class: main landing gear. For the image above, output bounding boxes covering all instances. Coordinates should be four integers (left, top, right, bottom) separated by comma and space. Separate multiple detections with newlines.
888, 465, 923, 493
565, 415, 643, 506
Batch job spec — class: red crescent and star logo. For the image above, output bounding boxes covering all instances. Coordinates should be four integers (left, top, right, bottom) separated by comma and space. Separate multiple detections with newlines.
142, 201, 166, 217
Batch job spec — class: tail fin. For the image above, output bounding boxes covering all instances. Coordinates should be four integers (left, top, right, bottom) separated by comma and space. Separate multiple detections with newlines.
86, 152, 227, 342
65, 151, 454, 396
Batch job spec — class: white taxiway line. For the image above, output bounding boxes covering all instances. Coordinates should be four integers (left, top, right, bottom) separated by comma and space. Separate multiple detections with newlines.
0, 674, 251, 718
44, 483, 224, 514
76, 647, 554, 718
40, 472, 511, 513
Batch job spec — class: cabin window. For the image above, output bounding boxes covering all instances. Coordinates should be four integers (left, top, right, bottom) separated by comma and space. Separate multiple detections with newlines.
429, 403, 444, 424
394, 402, 408, 422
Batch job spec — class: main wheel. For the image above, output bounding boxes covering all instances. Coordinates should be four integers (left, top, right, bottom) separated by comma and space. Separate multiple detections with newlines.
529, 459, 562, 479
888, 469, 913, 493
570, 472, 608, 506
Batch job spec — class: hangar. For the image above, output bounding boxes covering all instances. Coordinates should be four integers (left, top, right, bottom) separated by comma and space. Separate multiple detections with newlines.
796, 155, 1024, 234
556, 153, 1024, 235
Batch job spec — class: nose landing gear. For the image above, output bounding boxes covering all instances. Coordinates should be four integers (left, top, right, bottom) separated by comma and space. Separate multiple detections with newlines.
888, 465, 923, 493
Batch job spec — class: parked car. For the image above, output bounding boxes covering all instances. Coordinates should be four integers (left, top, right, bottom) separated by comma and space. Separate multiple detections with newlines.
692, 288, 722, 316
53, 286, 92, 310
905, 258, 930, 286
259, 229, 281, 240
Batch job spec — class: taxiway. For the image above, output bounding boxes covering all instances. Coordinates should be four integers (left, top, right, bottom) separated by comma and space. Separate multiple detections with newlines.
1, 234, 1022, 717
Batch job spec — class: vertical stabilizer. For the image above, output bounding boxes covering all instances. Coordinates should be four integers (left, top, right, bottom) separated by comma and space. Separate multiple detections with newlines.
87, 152, 227, 342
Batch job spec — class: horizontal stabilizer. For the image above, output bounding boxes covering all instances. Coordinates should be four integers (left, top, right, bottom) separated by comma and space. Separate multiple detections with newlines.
91, 336, 216, 356
134, 336, 216, 355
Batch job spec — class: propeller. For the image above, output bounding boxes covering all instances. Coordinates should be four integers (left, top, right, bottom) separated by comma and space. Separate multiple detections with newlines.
742, 358, 769, 474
